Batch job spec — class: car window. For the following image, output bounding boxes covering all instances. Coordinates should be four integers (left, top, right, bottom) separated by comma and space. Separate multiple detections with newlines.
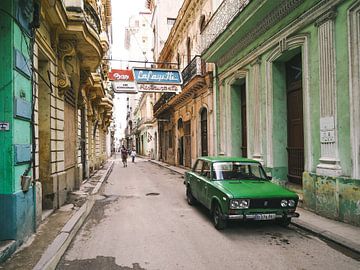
212, 162, 267, 180
193, 160, 203, 174
201, 161, 211, 179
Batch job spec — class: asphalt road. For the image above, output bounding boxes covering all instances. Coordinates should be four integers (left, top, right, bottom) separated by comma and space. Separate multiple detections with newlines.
57, 156, 360, 270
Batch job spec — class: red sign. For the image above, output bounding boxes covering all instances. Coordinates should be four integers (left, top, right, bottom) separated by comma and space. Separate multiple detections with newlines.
108, 69, 134, 81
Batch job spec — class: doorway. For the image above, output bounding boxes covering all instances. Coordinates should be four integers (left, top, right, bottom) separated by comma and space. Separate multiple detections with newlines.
285, 53, 304, 184
184, 120, 191, 168
200, 108, 208, 156
178, 118, 184, 166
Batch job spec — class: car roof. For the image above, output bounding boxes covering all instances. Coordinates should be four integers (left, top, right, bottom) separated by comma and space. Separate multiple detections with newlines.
197, 156, 260, 163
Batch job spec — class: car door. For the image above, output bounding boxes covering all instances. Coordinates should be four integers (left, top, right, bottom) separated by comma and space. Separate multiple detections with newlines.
198, 161, 211, 206
190, 159, 203, 200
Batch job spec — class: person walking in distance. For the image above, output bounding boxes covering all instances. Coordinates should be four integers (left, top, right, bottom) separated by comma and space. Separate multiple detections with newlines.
120, 145, 128, 167
130, 147, 136, 163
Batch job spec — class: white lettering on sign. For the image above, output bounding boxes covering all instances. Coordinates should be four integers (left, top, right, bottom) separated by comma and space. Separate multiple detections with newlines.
0, 122, 10, 131
113, 73, 130, 81
138, 84, 181, 93
137, 71, 179, 82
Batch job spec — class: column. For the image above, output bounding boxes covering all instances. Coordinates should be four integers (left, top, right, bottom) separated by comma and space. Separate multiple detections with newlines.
315, 10, 342, 176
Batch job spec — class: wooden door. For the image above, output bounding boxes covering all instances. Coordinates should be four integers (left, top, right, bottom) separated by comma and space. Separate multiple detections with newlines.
240, 84, 247, 157
286, 54, 304, 184
184, 121, 191, 168
201, 109, 208, 156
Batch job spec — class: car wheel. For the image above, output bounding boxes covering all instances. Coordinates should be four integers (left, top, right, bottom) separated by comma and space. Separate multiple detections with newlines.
278, 217, 291, 227
186, 186, 196, 205
213, 203, 227, 230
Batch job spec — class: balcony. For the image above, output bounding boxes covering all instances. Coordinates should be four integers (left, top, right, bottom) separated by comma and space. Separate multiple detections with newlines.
181, 55, 206, 87
84, 2, 101, 34
153, 93, 175, 116
201, 0, 251, 53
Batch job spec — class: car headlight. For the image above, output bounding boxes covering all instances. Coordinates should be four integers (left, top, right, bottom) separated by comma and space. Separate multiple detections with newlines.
281, 199, 288, 207
230, 199, 250, 209
288, 199, 296, 207
281, 199, 296, 207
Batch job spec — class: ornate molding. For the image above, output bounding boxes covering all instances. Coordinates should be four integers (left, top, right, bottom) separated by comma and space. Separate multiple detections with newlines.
217, 0, 304, 67
314, 9, 337, 27
57, 40, 76, 96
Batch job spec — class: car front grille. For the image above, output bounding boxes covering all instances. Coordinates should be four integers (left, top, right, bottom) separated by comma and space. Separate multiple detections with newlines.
249, 198, 296, 209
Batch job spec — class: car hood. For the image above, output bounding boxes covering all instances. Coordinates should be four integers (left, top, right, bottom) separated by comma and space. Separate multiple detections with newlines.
215, 180, 298, 199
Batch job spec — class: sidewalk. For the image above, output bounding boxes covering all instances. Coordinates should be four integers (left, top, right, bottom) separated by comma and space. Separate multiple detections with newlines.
149, 159, 360, 254
0, 160, 114, 270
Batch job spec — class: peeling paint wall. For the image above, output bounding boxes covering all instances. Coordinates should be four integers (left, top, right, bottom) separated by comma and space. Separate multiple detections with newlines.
303, 172, 360, 226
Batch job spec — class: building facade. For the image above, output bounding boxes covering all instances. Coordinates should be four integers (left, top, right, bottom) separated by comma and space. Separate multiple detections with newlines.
153, 0, 220, 168
0, 0, 35, 243
202, 0, 360, 226
0, 0, 113, 248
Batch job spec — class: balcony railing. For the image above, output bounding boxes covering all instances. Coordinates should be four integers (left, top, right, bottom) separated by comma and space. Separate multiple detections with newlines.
84, 3, 101, 34
181, 55, 206, 86
153, 92, 176, 115
201, 0, 251, 53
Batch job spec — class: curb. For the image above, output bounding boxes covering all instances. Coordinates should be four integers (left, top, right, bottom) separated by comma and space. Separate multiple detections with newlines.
148, 159, 360, 255
291, 219, 360, 254
0, 241, 16, 264
33, 161, 114, 270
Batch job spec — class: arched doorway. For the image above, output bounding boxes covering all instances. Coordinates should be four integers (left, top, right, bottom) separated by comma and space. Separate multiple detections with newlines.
285, 53, 304, 184
200, 108, 208, 156
178, 118, 184, 166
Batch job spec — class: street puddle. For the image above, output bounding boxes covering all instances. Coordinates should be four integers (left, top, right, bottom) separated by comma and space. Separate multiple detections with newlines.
145, 192, 160, 196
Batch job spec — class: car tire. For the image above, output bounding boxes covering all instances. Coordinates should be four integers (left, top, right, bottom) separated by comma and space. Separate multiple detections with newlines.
278, 217, 291, 227
186, 186, 196, 205
213, 203, 227, 230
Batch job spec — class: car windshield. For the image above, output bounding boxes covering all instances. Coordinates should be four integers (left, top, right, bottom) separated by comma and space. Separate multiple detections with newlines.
212, 162, 268, 181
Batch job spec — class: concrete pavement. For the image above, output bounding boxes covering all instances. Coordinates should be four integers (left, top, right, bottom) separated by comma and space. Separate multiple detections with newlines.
149, 158, 360, 255
0, 160, 114, 269
0, 156, 359, 269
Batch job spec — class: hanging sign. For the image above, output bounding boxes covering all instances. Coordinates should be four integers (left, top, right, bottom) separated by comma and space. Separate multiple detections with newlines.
132, 68, 183, 85
137, 84, 181, 93
108, 69, 137, 94
108, 69, 134, 81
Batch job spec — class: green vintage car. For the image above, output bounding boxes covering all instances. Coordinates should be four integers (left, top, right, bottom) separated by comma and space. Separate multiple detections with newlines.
184, 156, 300, 230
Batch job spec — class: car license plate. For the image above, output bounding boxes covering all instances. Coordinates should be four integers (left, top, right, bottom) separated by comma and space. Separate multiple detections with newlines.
254, 213, 276, 220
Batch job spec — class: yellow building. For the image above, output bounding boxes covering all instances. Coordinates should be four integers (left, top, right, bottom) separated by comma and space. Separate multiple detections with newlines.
34, 0, 113, 223
153, 0, 219, 168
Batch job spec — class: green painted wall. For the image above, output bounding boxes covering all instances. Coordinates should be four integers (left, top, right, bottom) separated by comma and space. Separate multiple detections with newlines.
0, 0, 35, 242
207, 0, 360, 226
0, 0, 14, 195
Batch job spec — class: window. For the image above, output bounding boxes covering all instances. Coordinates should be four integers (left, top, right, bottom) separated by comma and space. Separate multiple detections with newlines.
199, 14, 206, 33
202, 161, 211, 178
167, 18, 176, 25
194, 160, 203, 173
212, 162, 267, 180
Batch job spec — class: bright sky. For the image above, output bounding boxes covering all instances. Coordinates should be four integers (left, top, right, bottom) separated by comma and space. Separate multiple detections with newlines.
110, 0, 147, 144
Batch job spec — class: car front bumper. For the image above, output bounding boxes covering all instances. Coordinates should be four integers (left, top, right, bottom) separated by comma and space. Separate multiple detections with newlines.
225, 212, 300, 220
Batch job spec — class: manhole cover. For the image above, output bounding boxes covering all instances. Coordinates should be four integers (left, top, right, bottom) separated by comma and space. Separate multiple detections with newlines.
146, 192, 160, 196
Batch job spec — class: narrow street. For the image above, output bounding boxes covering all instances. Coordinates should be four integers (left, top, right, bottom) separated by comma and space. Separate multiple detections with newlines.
56, 156, 360, 270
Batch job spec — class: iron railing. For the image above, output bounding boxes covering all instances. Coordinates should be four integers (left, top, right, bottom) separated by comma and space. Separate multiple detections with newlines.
201, 0, 251, 53
84, 3, 101, 34
181, 55, 206, 86
153, 92, 176, 114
